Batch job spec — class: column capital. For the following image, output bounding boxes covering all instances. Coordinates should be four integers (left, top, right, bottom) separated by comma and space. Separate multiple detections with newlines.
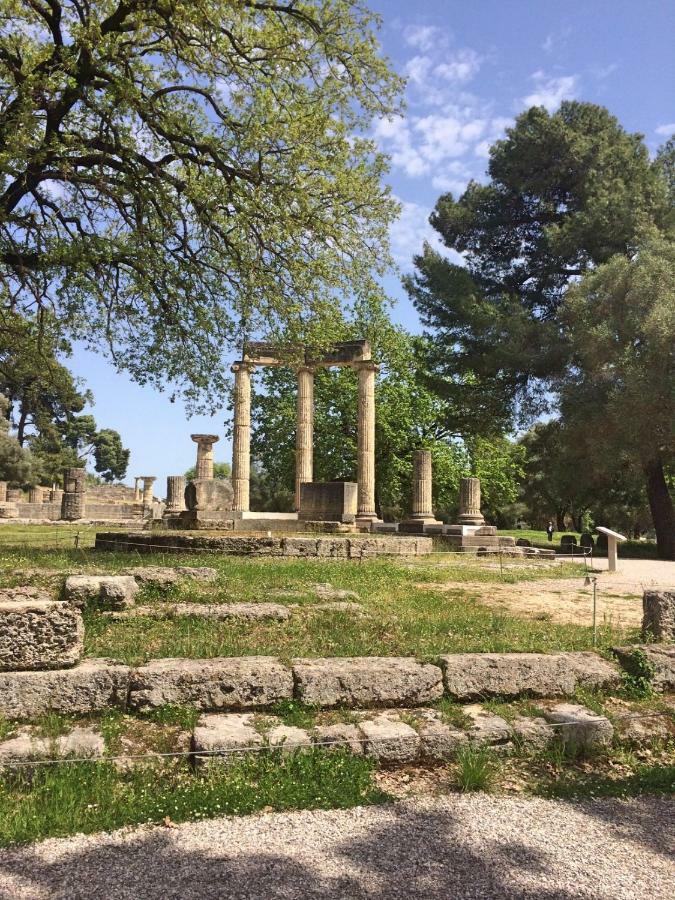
353, 360, 379, 373
295, 364, 316, 375
190, 433, 220, 448
231, 360, 255, 374
140, 475, 156, 484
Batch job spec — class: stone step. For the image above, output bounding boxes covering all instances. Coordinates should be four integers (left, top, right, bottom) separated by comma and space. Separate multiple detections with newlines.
0, 725, 105, 769
102, 602, 291, 622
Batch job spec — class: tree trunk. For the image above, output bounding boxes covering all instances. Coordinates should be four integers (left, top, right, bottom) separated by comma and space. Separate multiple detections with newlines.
556, 508, 566, 531
644, 457, 675, 560
17, 406, 28, 446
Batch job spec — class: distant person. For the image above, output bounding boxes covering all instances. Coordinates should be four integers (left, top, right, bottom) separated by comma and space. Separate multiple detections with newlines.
546, 521, 555, 542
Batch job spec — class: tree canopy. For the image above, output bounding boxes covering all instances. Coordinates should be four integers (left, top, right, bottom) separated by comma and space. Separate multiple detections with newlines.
1, 0, 402, 408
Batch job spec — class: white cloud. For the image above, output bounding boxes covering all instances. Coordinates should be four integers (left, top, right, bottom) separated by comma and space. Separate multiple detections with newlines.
523, 71, 578, 112
405, 54, 434, 87
389, 197, 464, 270
435, 49, 483, 84
542, 34, 554, 53
403, 24, 445, 53
655, 122, 675, 136
375, 112, 489, 177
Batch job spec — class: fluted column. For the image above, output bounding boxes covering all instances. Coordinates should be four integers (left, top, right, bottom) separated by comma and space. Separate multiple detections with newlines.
166, 475, 186, 512
295, 366, 314, 510
133, 477, 141, 502
231, 362, 253, 512
458, 476, 485, 525
28, 486, 42, 504
191, 434, 219, 479
141, 476, 156, 506
356, 361, 378, 521
411, 450, 434, 520
0, 482, 7, 503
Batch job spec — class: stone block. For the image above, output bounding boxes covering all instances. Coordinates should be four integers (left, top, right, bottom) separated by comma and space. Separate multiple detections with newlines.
128, 657, 293, 711
104, 602, 291, 622
416, 711, 468, 761
464, 706, 512, 748
642, 591, 675, 642
299, 481, 357, 523
511, 716, 552, 752
359, 714, 420, 764
439, 652, 620, 701
267, 724, 310, 753
0, 600, 83, 671
0, 502, 18, 519
123, 566, 218, 587
185, 478, 233, 512
64, 575, 139, 609
0, 659, 130, 719
192, 713, 262, 766
543, 703, 613, 753
313, 723, 364, 754
613, 645, 675, 692
0, 725, 105, 768
292, 657, 443, 708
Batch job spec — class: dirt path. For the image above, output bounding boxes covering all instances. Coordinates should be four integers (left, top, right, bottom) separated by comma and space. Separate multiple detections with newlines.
1, 794, 672, 899
419, 559, 675, 628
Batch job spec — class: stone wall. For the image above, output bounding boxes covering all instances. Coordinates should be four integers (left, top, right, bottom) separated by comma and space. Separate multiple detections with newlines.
95, 532, 433, 558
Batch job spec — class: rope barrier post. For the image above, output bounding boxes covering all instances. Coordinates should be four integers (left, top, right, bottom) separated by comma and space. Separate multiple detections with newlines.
74, 531, 80, 550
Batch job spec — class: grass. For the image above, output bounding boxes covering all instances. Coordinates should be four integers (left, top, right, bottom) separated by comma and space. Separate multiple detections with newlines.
0, 535, 636, 662
455, 745, 498, 791
0, 749, 388, 847
499, 529, 659, 559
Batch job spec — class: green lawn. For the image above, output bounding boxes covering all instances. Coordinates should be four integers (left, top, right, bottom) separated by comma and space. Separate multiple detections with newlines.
0, 533, 637, 663
500, 528, 658, 559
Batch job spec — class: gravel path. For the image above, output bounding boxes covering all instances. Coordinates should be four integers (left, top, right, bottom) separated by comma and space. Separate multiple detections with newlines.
1, 794, 673, 899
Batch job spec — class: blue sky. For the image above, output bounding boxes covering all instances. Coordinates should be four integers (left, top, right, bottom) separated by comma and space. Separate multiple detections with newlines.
68, 0, 675, 488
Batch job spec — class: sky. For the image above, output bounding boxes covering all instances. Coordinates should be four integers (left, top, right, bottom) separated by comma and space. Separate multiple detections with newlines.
66, 0, 675, 489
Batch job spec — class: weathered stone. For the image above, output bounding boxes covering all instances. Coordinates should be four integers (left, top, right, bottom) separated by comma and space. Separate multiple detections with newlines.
267, 724, 310, 753
192, 713, 262, 766
313, 723, 364, 754
312, 602, 364, 615
128, 657, 293, 711
439, 652, 620, 701
0, 725, 105, 768
511, 716, 552, 752
359, 714, 420, 764
544, 704, 613, 753
64, 575, 139, 609
122, 566, 218, 587
185, 478, 233, 513
614, 710, 672, 746
0, 502, 18, 518
292, 657, 443, 708
416, 711, 468, 761
104, 602, 291, 622
464, 706, 512, 748
0, 600, 83, 671
0, 586, 52, 603
613, 645, 675, 692
0, 658, 130, 719
642, 591, 675, 642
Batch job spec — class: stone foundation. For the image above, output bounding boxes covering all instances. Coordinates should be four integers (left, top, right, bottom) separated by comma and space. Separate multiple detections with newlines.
0, 600, 83, 671
95, 532, 433, 557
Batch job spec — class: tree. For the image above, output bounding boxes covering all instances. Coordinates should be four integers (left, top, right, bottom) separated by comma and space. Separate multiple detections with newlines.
558, 233, 675, 558
0, 396, 33, 484
184, 462, 231, 481
1, 0, 402, 408
406, 102, 671, 419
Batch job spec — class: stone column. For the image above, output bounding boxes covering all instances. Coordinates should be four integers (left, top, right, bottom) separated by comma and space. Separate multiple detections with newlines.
166, 475, 186, 512
458, 477, 485, 525
61, 467, 86, 521
49, 488, 63, 504
28, 486, 42, 504
356, 361, 378, 521
133, 477, 141, 502
411, 450, 435, 521
231, 362, 253, 512
191, 434, 219, 480
295, 366, 314, 510
141, 476, 156, 506
0, 482, 7, 503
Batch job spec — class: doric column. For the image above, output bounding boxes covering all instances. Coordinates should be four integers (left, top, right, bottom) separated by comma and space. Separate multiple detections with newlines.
231, 362, 253, 512
61, 467, 86, 521
295, 366, 314, 510
458, 477, 485, 525
191, 434, 219, 479
411, 450, 434, 520
141, 476, 156, 506
133, 477, 141, 502
356, 361, 378, 521
28, 486, 42, 504
0, 481, 8, 503
166, 475, 186, 512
